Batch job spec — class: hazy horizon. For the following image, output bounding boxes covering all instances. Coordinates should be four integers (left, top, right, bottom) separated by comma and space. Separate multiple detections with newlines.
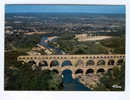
5, 5, 125, 14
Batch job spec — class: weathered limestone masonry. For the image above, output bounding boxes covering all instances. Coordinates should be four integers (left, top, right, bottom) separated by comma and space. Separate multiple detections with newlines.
17, 54, 125, 78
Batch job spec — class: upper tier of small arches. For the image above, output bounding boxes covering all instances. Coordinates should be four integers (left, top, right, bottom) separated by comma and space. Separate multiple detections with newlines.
18, 54, 125, 61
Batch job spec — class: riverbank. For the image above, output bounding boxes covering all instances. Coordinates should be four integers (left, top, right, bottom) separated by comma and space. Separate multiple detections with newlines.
75, 34, 112, 41
78, 74, 101, 90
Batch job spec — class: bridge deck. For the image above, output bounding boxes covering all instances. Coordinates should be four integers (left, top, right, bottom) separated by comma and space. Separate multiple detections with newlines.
17, 54, 125, 61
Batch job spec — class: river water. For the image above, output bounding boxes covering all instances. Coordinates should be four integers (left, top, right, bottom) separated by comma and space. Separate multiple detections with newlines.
40, 36, 90, 91
40, 37, 63, 54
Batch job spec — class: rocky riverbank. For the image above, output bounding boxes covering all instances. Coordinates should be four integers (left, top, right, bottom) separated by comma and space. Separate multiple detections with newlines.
78, 74, 102, 90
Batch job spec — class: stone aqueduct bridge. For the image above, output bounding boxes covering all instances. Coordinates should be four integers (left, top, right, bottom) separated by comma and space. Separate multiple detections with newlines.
17, 54, 125, 78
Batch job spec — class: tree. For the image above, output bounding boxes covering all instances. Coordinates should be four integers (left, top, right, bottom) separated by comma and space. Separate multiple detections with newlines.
5, 62, 63, 90
94, 63, 125, 91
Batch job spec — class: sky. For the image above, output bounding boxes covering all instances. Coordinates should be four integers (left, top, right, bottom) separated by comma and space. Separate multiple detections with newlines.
5, 5, 125, 14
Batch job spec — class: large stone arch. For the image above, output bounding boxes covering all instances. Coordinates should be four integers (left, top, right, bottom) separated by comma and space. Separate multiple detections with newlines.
75, 59, 84, 67
62, 69, 74, 78
108, 59, 115, 65
50, 60, 59, 67
117, 59, 124, 65
39, 60, 48, 67
62, 69, 72, 74
86, 60, 95, 66
75, 69, 83, 74
97, 68, 105, 73
62, 60, 72, 67
97, 60, 105, 66
107, 68, 113, 73
86, 69, 94, 74
28, 60, 36, 65
52, 69, 59, 74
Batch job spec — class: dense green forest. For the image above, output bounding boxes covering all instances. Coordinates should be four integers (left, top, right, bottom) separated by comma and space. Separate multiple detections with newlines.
5, 62, 63, 90
48, 32, 125, 54
5, 33, 42, 51
94, 63, 125, 91
5, 51, 63, 90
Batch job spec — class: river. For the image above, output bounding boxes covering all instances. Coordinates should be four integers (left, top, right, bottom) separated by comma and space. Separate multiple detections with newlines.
40, 36, 63, 54
40, 36, 90, 91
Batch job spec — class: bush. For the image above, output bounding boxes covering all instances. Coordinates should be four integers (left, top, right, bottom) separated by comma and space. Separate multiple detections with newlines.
5, 62, 63, 90
94, 63, 125, 91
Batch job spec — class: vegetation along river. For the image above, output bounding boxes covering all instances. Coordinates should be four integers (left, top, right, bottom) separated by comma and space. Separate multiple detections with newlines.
40, 36, 90, 91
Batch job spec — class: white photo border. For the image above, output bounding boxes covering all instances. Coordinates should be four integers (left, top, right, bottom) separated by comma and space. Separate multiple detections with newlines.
0, 0, 130, 100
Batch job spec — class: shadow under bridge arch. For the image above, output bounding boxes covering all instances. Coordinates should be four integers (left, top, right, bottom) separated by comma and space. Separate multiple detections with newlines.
62, 69, 73, 83
97, 60, 105, 66
50, 60, 59, 67
86, 69, 94, 75
39, 60, 48, 67
28, 60, 36, 65
62, 60, 73, 67
86, 60, 95, 66
75, 69, 83, 75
